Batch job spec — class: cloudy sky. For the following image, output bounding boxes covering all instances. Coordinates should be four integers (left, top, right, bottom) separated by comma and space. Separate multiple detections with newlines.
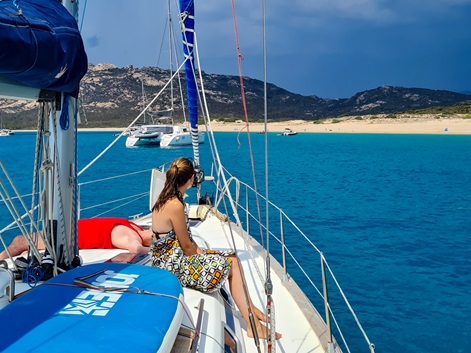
80, 0, 471, 98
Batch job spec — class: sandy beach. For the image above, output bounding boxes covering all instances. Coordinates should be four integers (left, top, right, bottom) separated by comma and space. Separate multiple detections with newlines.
204, 114, 471, 135
72, 114, 471, 135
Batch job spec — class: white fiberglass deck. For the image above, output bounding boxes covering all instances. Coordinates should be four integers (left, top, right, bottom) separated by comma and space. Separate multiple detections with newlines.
188, 209, 329, 352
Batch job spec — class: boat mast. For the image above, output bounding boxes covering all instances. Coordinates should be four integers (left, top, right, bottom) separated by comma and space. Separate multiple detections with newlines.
45, 0, 82, 273
141, 78, 147, 124
168, 0, 175, 126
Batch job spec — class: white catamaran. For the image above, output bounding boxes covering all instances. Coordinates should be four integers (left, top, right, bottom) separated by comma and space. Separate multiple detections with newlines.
0, 0, 375, 352
125, 4, 204, 149
125, 80, 176, 147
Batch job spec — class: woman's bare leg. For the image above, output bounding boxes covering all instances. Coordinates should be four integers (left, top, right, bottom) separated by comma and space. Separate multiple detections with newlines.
227, 256, 281, 340
0, 234, 44, 261
0, 235, 29, 260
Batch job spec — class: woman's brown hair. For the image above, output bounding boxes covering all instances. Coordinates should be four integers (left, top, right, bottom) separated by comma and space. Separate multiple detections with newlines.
152, 157, 194, 211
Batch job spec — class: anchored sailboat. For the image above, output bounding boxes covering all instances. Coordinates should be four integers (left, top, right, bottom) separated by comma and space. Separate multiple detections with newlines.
125, 1, 204, 148
124, 79, 175, 148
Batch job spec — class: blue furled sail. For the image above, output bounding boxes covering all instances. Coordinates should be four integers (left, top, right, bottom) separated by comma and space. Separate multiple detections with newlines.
0, 0, 88, 97
178, 0, 200, 165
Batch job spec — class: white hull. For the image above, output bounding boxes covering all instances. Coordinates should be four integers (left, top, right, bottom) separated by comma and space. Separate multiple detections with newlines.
125, 124, 174, 147
282, 128, 298, 136
125, 134, 162, 147
0, 129, 13, 136
160, 127, 205, 147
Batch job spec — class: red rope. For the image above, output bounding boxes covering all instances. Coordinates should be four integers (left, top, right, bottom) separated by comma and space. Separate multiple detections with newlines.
230, 0, 265, 250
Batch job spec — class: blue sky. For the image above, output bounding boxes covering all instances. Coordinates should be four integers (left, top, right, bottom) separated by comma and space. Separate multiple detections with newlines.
80, 0, 471, 98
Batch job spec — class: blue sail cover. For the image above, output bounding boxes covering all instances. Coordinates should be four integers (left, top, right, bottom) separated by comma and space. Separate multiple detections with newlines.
0, 0, 88, 96
179, 0, 197, 129
179, 0, 201, 163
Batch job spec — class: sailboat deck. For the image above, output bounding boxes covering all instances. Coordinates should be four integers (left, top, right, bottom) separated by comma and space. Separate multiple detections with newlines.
1, 203, 336, 353
78, 208, 330, 352
190, 209, 329, 352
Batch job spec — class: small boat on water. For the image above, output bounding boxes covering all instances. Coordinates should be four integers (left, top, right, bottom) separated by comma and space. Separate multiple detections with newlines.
0, 129, 14, 136
0, 118, 14, 136
0, 1, 375, 352
282, 127, 298, 136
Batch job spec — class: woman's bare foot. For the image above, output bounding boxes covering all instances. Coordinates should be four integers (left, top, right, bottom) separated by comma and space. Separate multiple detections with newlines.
252, 306, 267, 322
247, 320, 282, 340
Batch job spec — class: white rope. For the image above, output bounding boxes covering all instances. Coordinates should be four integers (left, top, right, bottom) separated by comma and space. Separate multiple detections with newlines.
0, 167, 42, 262
78, 168, 154, 186
80, 192, 148, 218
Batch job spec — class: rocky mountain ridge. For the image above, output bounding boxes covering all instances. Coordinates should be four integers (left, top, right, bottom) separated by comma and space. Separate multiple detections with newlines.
1, 63, 470, 129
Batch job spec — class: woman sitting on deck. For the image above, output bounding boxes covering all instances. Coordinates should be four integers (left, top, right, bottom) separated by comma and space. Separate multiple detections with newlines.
150, 157, 281, 340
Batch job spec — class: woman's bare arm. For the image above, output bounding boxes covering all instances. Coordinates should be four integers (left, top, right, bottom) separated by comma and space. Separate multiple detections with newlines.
169, 201, 202, 255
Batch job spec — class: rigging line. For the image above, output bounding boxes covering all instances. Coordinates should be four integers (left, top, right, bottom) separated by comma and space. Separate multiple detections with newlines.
188, 28, 241, 227
219, 194, 261, 353
78, 59, 188, 177
155, 9, 170, 69
211, 170, 267, 286
78, 168, 154, 186
0, 192, 37, 205
30, 103, 44, 237
261, 0, 275, 349
90, 197, 147, 219
231, 0, 276, 349
73, 99, 79, 257
169, 6, 188, 124
79, 0, 88, 32
196, 72, 246, 226
0, 105, 54, 266
26, 104, 47, 261
0, 105, 48, 263
184, 15, 267, 349
230, 0, 265, 251
192, 36, 266, 350
0, 175, 42, 262
50, 102, 67, 274
322, 256, 375, 348
80, 192, 148, 216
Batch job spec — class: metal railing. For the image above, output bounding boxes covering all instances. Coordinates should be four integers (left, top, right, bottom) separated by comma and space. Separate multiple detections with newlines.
212, 170, 376, 353
77, 167, 156, 219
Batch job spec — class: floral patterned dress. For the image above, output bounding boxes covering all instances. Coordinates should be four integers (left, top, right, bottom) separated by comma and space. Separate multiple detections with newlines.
150, 213, 234, 293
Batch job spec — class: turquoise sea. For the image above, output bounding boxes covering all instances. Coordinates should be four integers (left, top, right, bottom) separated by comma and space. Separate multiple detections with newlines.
1, 131, 470, 353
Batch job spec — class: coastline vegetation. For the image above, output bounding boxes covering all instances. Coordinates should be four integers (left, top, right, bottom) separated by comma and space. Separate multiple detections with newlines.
2, 102, 471, 130
405, 103, 471, 115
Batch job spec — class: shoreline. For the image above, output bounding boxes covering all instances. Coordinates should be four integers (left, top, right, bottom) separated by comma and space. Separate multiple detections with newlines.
14, 115, 471, 135
205, 115, 471, 135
